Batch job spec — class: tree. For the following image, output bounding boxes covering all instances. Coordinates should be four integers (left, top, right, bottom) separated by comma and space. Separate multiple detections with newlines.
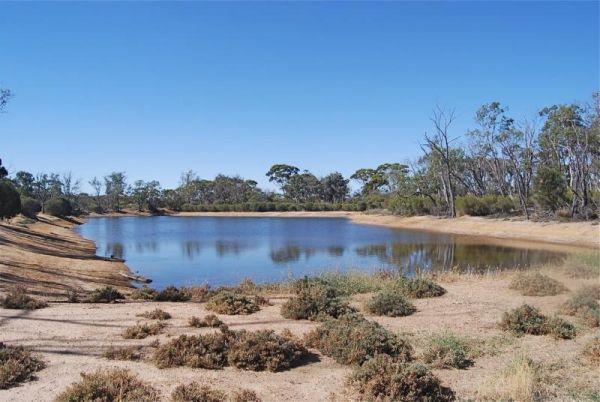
0, 180, 21, 219
321, 172, 349, 203
533, 166, 568, 212
0, 158, 8, 180
266, 164, 299, 189
283, 171, 321, 202
131, 180, 161, 212
104, 172, 127, 211
89, 177, 103, 212
33, 174, 52, 212
14, 171, 35, 197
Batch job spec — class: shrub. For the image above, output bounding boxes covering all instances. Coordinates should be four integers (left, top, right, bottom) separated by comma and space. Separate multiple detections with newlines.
560, 286, 600, 327
365, 291, 416, 317
349, 354, 454, 401
122, 322, 166, 339
509, 272, 567, 296
422, 332, 473, 369
582, 337, 600, 364
102, 346, 142, 361
154, 285, 191, 302
54, 368, 159, 402
499, 304, 575, 339
152, 333, 229, 369
0, 287, 48, 310
45, 197, 72, 218
172, 382, 226, 402
455, 194, 515, 216
87, 286, 124, 303
189, 314, 223, 328
227, 329, 308, 372
130, 286, 159, 300
280, 278, 356, 321
0, 181, 21, 219
20, 197, 41, 219
0, 343, 46, 389
305, 313, 412, 365
180, 284, 213, 302
206, 291, 259, 315
232, 389, 261, 402
396, 277, 446, 298
137, 309, 171, 320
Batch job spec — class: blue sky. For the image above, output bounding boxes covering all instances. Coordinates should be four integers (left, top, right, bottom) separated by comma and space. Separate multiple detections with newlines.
0, 1, 597, 191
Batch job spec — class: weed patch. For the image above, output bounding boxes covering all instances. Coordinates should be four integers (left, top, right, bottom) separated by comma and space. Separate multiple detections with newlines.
130, 286, 159, 300
560, 286, 600, 327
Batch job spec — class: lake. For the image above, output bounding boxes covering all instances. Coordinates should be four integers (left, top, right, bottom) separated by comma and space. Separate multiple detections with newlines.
75, 216, 566, 288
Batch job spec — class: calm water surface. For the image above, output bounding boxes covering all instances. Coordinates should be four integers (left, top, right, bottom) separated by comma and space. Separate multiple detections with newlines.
76, 216, 565, 288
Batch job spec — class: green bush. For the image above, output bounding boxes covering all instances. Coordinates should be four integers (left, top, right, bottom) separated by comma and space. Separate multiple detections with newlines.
455, 194, 515, 216
45, 197, 72, 217
304, 313, 413, 365
349, 354, 454, 401
0, 181, 21, 219
0, 343, 46, 389
509, 272, 567, 296
499, 304, 576, 339
20, 197, 41, 219
395, 277, 446, 298
422, 332, 473, 369
388, 195, 436, 216
365, 291, 416, 317
534, 166, 568, 212
280, 278, 356, 321
206, 291, 260, 315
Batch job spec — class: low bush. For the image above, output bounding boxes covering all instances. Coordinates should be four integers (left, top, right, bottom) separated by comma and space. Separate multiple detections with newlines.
365, 291, 416, 317
20, 197, 41, 219
499, 304, 575, 339
509, 272, 567, 296
582, 337, 600, 364
349, 354, 454, 401
54, 368, 160, 402
456, 194, 514, 216
152, 333, 229, 369
305, 313, 412, 365
154, 285, 191, 302
280, 278, 356, 321
130, 286, 159, 300
422, 332, 473, 369
172, 382, 226, 402
136, 309, 171, 320
45, 197, 72, 218
232, 389, 261, 402
102, 346, 142, 361
227, 329, 308, 372
0, 287, 48, 310
180, 284, 213, 302
87, 286, 124, 303
0, 343, 46, 389
206, 291, 260, 315
122, 322, 166, 339
395, 277, 446, 298
189, 314, 223, 328
560, 286, 600, 327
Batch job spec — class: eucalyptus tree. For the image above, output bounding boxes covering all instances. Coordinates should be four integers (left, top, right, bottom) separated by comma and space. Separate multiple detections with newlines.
89, 177, 103, 211
104, 172, 127, 211
321, 172, 349, 203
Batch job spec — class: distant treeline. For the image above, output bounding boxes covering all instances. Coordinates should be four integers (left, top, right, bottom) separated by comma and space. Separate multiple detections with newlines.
1, 88, 598, 221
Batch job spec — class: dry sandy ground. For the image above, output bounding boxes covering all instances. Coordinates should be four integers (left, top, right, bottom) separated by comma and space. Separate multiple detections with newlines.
1, 270, 598, 402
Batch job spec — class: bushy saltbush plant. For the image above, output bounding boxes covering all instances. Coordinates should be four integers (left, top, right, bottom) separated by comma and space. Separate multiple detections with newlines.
365, 290, 416, 317
304, 313, 412, 365
153, 332, 229, 369
395, 277, 446, 298
0, 287, 48, 310
20, 197, 41, 219
154, 285, 191, 302
560, 286, 600, 327
206, 291, 260, 315
509, 272, 567, 296
189, 314, 223, 328
130, 286, 159, 300
0, 343, 46, 389
499, 304, 575, 339
87, 286, 124, 303
122, 322, 166, 339
45, 197, 72, 218
102, 346, 142, 361
422, 332, 473, 369
172, 382, 226, 402
136, 308, 171, 320
54, 368, 159, 402
349, 354, 454, 401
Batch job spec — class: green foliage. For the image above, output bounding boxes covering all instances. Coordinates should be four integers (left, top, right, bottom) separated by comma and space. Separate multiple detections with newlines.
280, 277, 356, 321
20, 197, 41, 219
455, 194, 515, 216
87, 286, 124, 303
0, 287, 48, 310
54, 368, 160, 402
422, 332, 473, 369
388, 195, 436, 216
395, 277, 446, 298
365, 291, 416, 317
499, 304, 576, 339
206, 291, 260, 315
45, 197, 72, 217
533, 167, 568, 212
0, 180, 21, 219
304, 313, 413, 365
0, 343, 46, 389
349, 354, 454, 401
509, 272, 567, 296
153, 332, 229, 369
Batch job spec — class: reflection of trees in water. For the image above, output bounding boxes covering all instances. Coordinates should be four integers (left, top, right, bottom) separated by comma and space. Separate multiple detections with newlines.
354, 243, 565, 274
105, 243, 124, 259
327, 246, 345, 257
270, 245, 317, 264
135, 241, 157, 253
215, 240, 254, 257
182, 241, 203, 259
106, 241, 160, 259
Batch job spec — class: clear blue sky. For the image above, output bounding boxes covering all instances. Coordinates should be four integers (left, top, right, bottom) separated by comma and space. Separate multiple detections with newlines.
1, 1, 597, 192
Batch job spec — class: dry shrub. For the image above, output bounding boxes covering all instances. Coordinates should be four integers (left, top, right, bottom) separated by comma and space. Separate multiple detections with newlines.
206, 291, 259, 315
305, 313, 412, 365
172, 382, 227, 402
189, 314, 223, 328
0, 289, 48, 310
55, 368, 159, 402
153, 333, 229, 369
395, 277, 446, 298
582, 337, 600, 364
232, 389, 261, 402
479, 355, 543, 402
280, 278, 356, 321
422, 332, 473, 369
136, 308, 171, 320
365, 291, 416, 317
122, 321, 166, 339
499, 304, 575, 339
560, 286, 600, 327
87, 286, 124, 303
0, 343, 46, 389
562, 253, 600, 279
227, 329, 308, 372
154, 285, 191, 302
102, 345, 142, 361
349, 354, 454, 401
180, 285, 212, 302
509, 272, 567, 296
130, 286, 159, 300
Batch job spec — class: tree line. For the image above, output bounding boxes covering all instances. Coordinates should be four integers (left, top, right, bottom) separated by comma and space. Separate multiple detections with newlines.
1, 87, 598, 220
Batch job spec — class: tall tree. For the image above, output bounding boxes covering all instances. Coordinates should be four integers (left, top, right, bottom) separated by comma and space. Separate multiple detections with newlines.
104, 172, 127, 211
321, 172, 350, 203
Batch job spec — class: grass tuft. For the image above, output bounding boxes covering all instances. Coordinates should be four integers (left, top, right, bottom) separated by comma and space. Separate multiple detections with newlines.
130, 286, 159, 300
479, 354, 543, 402
122, 322, 166, 339
562, 252, 600, 279
0, 343, 46, 390
509, 272, 567, 296
364, 290, 416, 317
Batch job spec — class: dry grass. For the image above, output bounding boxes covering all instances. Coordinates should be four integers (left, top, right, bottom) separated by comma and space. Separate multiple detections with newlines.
421, 331, 473, 369
509, 272, 567, 296
189, 314, 223, 328
206, 291, 260, 315
560, 285, 600, 327
136, 308, 171, 320
478, 354, 544, 402
130, 286, 159, 300
364, 290, 416, 317
102, 345, 143, 361
499, 304, 576, 339
561, 252, 600, 279
122, 321, 166, 339
0, 286, 48, 310
54, 368, 160, 402
0, 343, 46, 390
582, 337, 600, 364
